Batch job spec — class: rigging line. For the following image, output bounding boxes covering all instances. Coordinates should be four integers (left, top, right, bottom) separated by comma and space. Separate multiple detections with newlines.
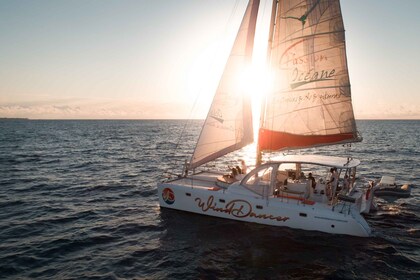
225, 0, 241, 33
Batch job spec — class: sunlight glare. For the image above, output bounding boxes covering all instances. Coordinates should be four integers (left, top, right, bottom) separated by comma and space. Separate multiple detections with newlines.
234, 63, 272, 98
236, 63, 273, 141
186, 41, 227, 118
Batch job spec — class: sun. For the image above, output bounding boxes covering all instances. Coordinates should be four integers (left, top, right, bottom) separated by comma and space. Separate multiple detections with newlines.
185, 35, 272, 123
234, 63, 272, 98
234, 61, 272, 139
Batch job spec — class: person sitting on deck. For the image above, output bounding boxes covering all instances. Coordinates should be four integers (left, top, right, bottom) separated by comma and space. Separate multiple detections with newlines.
299, 172, 306, 180
223, 165, 239, 180
235, 165, 242, 175
230, 167, 238, 178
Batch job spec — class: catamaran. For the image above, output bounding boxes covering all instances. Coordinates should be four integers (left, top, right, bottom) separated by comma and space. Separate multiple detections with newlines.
158, 0, 377, 237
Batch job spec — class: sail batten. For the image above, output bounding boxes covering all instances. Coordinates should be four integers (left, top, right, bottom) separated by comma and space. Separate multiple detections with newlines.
280, 30, 347, 44
259, 0, 359, 152
189, 0, 260, 170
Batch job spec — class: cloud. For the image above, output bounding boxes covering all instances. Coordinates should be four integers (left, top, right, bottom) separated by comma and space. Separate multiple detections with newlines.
0, 98, 200, 119
355, 103, 420, 119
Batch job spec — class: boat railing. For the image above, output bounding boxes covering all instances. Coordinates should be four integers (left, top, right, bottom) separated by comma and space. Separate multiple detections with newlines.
333, 194, 356, 214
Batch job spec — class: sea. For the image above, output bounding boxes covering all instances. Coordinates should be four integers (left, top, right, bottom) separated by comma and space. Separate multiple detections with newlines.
0, 119, 418, 279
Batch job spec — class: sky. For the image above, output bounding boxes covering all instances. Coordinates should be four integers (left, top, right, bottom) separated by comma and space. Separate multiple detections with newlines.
0, 0, 419, 120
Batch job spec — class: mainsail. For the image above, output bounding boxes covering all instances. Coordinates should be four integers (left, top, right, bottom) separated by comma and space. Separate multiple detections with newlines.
189, 0, 259, 169
259, 0, 361, 152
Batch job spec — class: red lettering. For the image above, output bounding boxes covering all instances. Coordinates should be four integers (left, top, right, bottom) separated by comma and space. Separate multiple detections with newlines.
194, 196, 289, 223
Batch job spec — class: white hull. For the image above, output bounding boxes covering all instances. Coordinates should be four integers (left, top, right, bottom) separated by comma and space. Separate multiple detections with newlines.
158, 171, 372, 237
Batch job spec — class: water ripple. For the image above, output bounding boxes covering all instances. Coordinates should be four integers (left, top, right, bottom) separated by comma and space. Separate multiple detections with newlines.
0, 119, 418, 279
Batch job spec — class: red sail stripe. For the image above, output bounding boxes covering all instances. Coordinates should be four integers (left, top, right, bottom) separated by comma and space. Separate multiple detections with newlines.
258, 129, 356, 151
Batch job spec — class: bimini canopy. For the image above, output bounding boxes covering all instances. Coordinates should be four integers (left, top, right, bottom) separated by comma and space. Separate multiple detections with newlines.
268, 154, 360, 169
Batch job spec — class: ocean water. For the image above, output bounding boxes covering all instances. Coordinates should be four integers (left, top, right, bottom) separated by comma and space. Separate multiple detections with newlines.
0, 119, 418, 279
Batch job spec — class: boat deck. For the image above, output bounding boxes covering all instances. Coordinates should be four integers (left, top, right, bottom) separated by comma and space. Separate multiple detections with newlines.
163, 171, 361, 212
165, 171, 222, 189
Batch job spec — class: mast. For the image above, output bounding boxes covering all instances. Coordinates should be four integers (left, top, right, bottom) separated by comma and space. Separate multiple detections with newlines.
256, 0, 278, 167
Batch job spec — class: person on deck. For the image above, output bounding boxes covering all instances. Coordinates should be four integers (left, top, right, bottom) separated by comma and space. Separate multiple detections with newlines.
341, 175, 350, 194
308, 172, 316, 189
327, 168, 338, 186
327, 168, 338, 199
230, 167, 238, 178
240, 159, 247, 174
299, 172, 306, 179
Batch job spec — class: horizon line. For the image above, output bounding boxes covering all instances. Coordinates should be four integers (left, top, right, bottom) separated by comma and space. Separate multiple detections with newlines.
1, 117, 419, 121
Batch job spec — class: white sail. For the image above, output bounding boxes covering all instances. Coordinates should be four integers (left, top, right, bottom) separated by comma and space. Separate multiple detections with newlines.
259, 0, 360, 152
189, 0, 259, 169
